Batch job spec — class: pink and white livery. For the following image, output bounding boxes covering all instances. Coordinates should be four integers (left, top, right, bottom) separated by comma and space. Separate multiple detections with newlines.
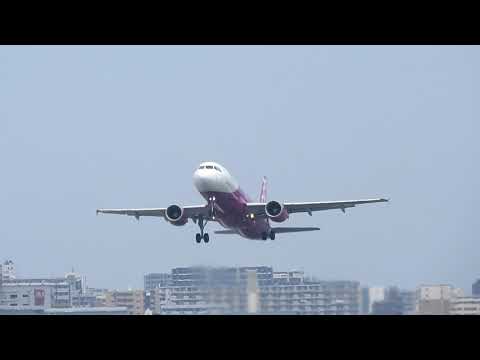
97, 161, 389, 243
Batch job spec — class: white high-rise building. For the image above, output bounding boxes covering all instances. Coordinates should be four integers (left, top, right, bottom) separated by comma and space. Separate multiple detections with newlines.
417, 285, 463, 301
0, 260, 16, 281
416, 285, 464, 314
247, 270, 258, 314
368, 287, 386, 314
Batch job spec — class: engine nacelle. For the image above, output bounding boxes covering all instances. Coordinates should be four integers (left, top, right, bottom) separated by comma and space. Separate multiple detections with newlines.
165, 204, 188, 226
265, 200, 289, 222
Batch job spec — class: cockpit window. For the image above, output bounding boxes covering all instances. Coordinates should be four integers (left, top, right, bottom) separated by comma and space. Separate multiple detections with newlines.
206, 165, 214, 169
214, 166, 222, 172
199, 166, 205, 169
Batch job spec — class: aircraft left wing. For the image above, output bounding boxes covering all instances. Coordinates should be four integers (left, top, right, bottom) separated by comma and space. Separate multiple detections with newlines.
96, 205, 210, 220
246, 198, 389, 216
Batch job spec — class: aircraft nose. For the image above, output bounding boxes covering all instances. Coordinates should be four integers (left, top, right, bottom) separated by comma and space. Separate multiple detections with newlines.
193, 168, 219, 192
194, 169, 210, 190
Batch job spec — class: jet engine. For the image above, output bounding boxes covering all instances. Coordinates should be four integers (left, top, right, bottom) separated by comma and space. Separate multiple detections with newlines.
165, 204, 188, 226
265, 200, 289, 222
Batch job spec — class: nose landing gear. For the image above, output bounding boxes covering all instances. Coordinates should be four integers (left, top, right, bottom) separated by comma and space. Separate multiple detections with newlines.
208, 196, 216, 220
194, 197, 219, 244
195, 197, 217, 244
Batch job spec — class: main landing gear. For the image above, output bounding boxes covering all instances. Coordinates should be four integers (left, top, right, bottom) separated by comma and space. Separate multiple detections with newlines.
262, 230, 275, 241
195, 215, 209, 244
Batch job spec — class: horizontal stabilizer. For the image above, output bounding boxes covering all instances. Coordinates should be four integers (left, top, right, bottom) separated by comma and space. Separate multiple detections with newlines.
214, 230, 237, 234
271, 227, 320, 233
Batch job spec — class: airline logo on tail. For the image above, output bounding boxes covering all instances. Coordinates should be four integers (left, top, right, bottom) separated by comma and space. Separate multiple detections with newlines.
259, 176, 267, 202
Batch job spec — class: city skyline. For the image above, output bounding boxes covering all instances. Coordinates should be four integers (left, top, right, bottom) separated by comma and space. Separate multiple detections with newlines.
3, 259, 477, 297
3, 260, 479, 315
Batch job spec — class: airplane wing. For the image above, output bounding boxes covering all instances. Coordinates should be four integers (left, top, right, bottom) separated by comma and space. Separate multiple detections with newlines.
246, 198, 389, 216
96, 205, 210, 220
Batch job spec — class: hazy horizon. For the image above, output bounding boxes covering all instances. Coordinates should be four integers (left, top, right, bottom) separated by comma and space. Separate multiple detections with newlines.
1, 46, 478, 293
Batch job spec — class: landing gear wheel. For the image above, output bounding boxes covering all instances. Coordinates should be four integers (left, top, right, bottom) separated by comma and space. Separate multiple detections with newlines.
203, 233, 209, 243
270, 231, 275, 240
196, 233, 202, 243
261, 232, 268, 241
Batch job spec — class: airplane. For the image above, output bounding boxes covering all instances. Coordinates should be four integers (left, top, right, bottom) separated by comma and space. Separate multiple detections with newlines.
96, 161, 389, 243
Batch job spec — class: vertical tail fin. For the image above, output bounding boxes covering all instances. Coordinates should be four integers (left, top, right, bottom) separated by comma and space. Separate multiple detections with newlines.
259, 176, 267, 202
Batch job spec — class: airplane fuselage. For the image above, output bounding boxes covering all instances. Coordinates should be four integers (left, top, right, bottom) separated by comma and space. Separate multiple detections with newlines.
193, 162, 270, 239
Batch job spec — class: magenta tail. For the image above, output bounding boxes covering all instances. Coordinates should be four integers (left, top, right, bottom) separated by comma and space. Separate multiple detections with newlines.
259, 176, 267, 202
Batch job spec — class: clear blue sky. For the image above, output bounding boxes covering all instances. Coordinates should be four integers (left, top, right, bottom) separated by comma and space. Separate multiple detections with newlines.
1, 46, 478, 292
